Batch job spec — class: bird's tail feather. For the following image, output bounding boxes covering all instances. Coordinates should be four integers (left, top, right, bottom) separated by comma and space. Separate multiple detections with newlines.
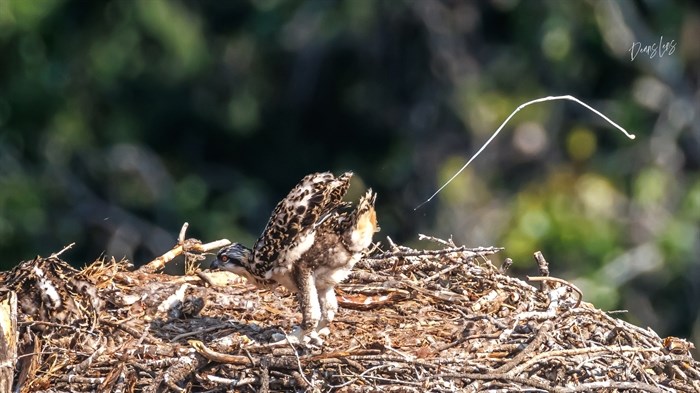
346, 189, 379, 251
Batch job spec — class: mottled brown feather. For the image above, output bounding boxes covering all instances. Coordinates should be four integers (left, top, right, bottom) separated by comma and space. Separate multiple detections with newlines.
250, 172, 353, 277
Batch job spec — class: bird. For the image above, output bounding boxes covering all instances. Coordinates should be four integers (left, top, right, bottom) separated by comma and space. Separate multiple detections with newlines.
211, 171, 379, 345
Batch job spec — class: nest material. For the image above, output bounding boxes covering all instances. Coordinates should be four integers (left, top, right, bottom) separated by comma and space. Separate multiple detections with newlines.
0, 236, 698, 393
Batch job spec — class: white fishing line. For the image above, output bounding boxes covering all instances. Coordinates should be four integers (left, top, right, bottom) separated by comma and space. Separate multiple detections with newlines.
415, 95, 636, 210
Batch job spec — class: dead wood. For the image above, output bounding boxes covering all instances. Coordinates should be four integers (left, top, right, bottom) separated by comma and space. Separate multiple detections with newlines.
0, 232, 698, 392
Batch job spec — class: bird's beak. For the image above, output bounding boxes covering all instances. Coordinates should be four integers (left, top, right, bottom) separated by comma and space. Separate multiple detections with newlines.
210, 258, 222, 270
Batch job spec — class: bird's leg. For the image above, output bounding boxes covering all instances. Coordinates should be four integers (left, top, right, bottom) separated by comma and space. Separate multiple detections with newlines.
291, 266, 322, 345
317, 285, 337, 336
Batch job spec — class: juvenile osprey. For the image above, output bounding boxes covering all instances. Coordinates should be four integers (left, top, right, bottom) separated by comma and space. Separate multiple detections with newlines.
212, 172, 379, 345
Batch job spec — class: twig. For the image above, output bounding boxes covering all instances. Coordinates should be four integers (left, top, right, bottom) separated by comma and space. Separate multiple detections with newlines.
206, 375, 257, 388
284, 334, 312, 388
188, 340, 256, 366
60, 375, 105, 385
72, 346, 105, 374
195, 271, 217, 287
51, 243, 76, 258
496, 320, 552, 373
527, 276, 583, 308
553, 381, 666, 393
170, 323, 233, 343
138, 222, 230, 273
368, 245, 503, 260
178, 223, 188, 244
424, 263, 462, 282
327, 364, 397, 389
508, 345, 659, 378
418, 234, 455, 247
533, 251, 550, 292
100, 319, 160, 345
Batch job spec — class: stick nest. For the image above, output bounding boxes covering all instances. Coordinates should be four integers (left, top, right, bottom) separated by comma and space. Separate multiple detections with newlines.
0, 235, 698, 392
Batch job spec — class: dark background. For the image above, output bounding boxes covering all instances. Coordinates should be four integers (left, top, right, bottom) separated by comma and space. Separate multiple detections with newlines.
1, 0, 699, 350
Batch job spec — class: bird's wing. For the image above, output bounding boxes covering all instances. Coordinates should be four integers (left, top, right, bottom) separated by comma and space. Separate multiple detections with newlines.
317, 189, 378, 252
250, 172, 352, 276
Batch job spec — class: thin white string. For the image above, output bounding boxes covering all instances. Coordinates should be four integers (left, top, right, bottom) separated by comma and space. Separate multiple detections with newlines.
415, 95, 636, 210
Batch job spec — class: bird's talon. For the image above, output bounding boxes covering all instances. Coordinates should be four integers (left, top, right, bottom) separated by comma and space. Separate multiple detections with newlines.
306, 331, 324, 346
286, 326, 323, 346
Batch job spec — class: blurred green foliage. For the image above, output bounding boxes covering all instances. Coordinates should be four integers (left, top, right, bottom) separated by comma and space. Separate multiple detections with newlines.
0, 1, 699, 347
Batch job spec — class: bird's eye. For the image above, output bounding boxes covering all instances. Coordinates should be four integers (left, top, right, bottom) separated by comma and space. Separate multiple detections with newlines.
221, 256, 229, 262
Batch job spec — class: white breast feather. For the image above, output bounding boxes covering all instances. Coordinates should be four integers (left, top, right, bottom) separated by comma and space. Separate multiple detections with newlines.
284, 231, 315, 263
264, 228, 316, 280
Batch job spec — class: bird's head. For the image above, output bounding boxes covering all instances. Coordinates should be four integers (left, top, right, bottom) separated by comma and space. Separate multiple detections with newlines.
210, 243, 253, 277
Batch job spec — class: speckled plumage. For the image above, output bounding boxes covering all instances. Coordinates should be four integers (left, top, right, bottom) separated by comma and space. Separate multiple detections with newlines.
212, 172, 379, 344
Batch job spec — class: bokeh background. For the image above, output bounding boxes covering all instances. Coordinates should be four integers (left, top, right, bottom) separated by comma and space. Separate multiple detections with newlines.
1, 1, 699, 349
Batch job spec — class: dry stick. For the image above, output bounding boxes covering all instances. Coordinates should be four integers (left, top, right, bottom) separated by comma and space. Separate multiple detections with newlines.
368, 245, 503, 259
284, 335, 312, 388
424, 263, 463, 282
169, 323, 232, 343
187, 340, 255, 366
495, 320, 552, 374
100, 319, 160, 345
507, 346, 659, 378
430, 373, 666, 393
259, 357, 270, 393
327, 364, 396, 389
0, 291, 17, 393
553, 381, 666, 393
415, 95, 637, 210
138, 222, 230, 274
72, 346, 105, 374
532, 251, 551, 293
418, 233, 456, 247
533, 251, 549, 275
51, 243, 76, 258
527, 276, 583, 308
